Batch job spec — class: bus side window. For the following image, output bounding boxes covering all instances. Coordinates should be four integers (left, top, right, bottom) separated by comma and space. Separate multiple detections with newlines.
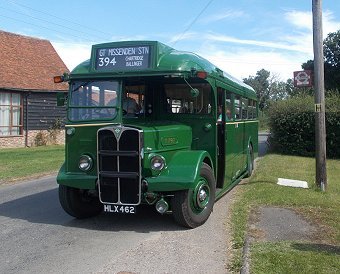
226, 93, 232, 120
242, 98, 248, 119
234, 96, 241, 119
164, 83, 212, 115
254, 101, 258, 118
248, 99, 257, 119
248, 99, 253, 119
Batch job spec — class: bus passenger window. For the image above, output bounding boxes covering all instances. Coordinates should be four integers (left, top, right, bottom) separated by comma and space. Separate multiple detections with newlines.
226, 94, 232, 120
242, 98, 248, 119
254, 101, 258, 118
248, 99, 255, 119
234, 96, 241, 119
164, 83, 211, 115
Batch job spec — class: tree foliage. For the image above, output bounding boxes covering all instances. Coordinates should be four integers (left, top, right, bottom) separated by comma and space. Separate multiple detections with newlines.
243, 30, 340, 104
302, 30, 340, 91
243, 69, 270, 110
324, 30, 340, 67
243, 69, 289, 110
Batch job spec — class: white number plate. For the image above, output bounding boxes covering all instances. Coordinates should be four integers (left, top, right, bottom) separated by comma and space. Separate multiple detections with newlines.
103, 204, 136, 214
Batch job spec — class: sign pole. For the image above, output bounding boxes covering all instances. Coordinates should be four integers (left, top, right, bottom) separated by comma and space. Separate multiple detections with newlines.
312, 0, 327, 191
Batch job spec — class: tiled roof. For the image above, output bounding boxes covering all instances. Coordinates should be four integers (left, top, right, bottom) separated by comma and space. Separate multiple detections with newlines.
0, 30, 69, 91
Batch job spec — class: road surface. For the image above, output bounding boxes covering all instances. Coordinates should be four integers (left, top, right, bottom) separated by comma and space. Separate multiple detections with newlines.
0, 176, 233, 274
0, 134, 269, 273
258, 132, 269, 157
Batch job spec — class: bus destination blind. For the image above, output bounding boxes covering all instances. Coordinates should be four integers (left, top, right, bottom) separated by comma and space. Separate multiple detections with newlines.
95, 46, 151, 71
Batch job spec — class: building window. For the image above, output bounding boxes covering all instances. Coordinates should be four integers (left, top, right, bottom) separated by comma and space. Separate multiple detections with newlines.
0, 92, 23, 136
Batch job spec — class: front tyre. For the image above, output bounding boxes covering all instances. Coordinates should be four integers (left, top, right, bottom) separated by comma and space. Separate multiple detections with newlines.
59, 185, 103, 219
172, 163, 216, 228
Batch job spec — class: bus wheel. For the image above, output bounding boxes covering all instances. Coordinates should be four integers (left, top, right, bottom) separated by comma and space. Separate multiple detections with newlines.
246, 145, 254, 177
59, 185, 103, 219
172, 163, 216, 228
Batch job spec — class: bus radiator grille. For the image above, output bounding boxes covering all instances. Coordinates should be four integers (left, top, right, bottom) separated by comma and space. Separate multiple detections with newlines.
97, 127, 142, 205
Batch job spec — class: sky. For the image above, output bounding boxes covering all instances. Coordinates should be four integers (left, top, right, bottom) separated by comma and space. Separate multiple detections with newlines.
1, 0, 340, 82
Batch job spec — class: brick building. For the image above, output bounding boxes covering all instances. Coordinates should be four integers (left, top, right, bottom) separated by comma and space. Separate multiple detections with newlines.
0, 30, 69, 148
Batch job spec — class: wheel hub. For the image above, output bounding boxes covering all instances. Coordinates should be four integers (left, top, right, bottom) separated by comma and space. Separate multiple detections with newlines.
195, 182, 210, 209
199, 189, 207, 201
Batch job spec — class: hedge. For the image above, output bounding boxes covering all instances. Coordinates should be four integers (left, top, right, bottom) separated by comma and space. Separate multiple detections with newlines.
267, 94, 340, 158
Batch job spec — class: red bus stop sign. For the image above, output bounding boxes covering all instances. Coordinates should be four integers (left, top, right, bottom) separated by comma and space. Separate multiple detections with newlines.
293, 70, 313, 87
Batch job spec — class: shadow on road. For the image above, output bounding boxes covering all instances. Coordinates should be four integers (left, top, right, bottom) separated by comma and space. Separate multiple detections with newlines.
0, 188, 183, 233
1, 133, 270, 233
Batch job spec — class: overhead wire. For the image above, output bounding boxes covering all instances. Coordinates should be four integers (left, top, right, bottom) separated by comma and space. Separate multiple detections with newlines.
0, 5, 107, 41
171, 0, 215, 47
0, 13, 96, 42
1, 0, 297, 68
2, 0, 112, 41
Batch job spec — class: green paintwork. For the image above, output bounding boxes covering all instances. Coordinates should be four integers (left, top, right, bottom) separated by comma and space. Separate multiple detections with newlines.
57, 40, 258, 204
146, 150, 212, 191
57, 162, 97, 189
70, 41, 256, 100
59, 123, 114, 189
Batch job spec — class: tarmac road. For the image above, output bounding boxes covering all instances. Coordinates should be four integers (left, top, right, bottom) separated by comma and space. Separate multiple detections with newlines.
0, 133, 268, 273
0, 176, 233, 274
258, 132, 269, 157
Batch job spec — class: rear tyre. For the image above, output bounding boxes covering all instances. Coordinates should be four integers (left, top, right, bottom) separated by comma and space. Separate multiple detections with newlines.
172, 163, 216, 228
59, 185, 103, 219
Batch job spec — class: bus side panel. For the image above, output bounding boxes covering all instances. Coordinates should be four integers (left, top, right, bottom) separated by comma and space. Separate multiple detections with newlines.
224, 122, 245, 186
224, 120, 258, 188
224, 123, 237, 186
241, 121, 258, 172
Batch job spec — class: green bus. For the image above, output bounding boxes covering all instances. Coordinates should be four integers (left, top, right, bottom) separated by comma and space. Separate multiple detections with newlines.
55, 41, 258, 228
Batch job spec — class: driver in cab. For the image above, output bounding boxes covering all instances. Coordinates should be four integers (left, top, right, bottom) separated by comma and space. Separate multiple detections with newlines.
122, 93, 141, 116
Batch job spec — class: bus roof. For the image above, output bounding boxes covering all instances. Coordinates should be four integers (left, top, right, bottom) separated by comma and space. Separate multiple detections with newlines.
71, 40, 256, 99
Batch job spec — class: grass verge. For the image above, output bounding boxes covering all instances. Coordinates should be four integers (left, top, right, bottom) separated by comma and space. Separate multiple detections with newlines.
228, 154, 340, 273
0, 145, 64, 183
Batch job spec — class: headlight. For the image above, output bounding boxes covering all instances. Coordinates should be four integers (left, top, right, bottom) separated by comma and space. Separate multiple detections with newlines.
79, 155, 93, 171
150, 155, 166, 171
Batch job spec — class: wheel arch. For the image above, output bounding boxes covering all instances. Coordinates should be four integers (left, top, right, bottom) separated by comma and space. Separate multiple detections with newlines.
146, 150, 214, 192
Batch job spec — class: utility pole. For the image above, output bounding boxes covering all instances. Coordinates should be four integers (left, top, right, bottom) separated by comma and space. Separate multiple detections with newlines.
312, 0, 327, 191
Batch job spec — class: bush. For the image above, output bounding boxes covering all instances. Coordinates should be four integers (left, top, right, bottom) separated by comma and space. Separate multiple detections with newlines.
34, 131, 48, 146
268, 94, 340, 158
48, 118, 63, 144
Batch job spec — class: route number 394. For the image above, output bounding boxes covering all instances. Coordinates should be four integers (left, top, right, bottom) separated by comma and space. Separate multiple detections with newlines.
98, 57, 117, 67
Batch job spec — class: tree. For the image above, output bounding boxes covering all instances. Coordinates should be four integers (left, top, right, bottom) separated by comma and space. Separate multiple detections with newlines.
243, 69, 270, 110
302, 30, 340, 91
324, 30, 340, 67
286, 77, 314, 97
268, 74, 290, 101
243, 69, 288, 110
269, 80, 288, 101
